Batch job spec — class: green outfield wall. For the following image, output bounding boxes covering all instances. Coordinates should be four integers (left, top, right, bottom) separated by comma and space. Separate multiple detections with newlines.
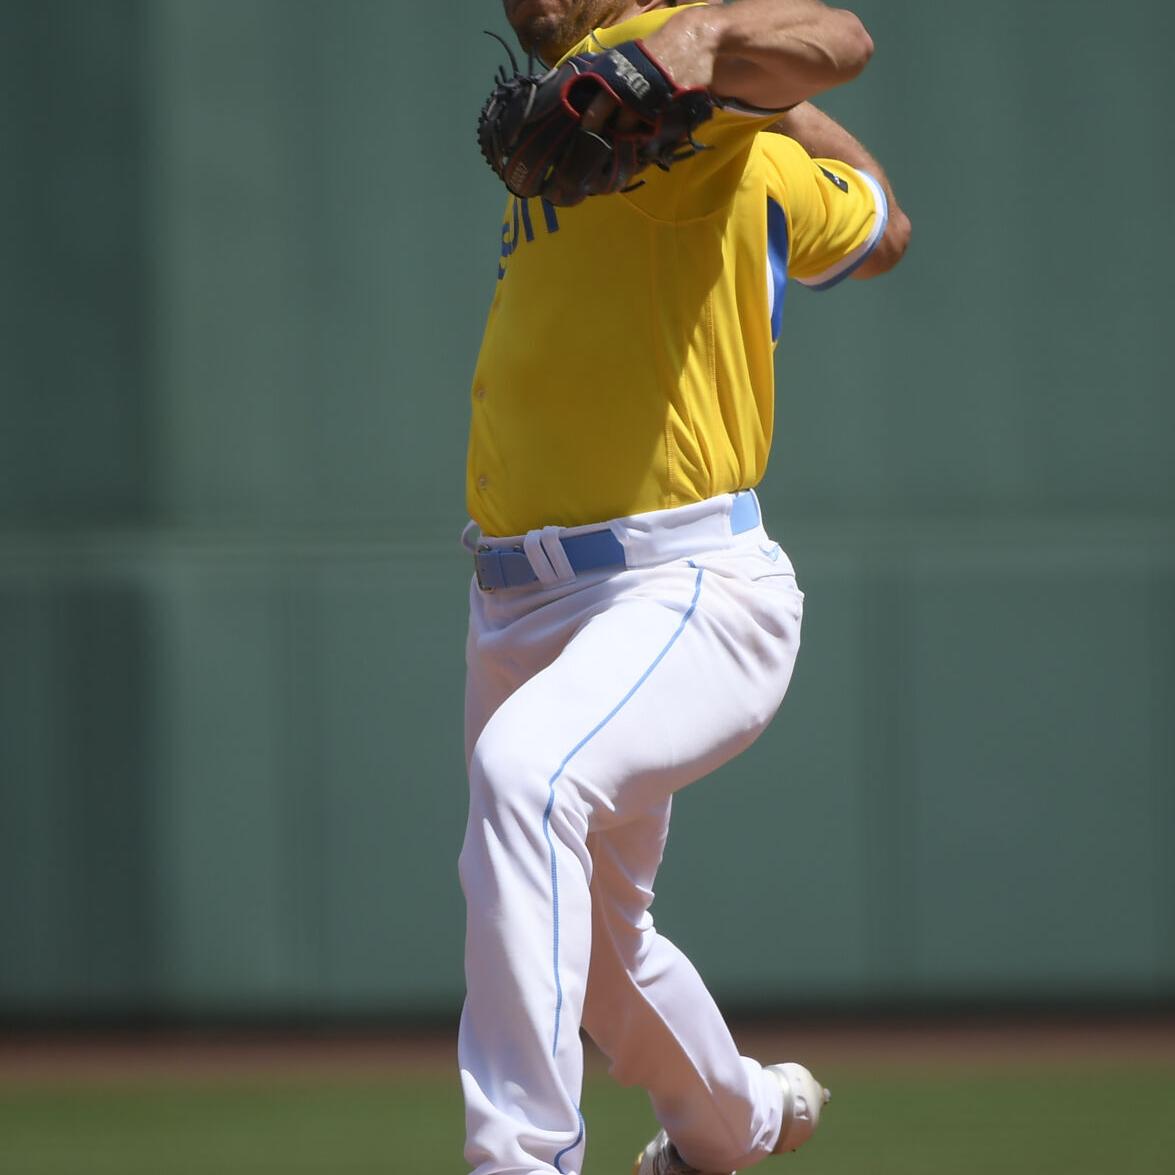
1, 0, 1173, 1019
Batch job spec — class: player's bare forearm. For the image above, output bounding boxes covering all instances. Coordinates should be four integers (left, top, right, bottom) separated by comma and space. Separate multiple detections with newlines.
643, 0, 874, 111
773, 101, 911, 277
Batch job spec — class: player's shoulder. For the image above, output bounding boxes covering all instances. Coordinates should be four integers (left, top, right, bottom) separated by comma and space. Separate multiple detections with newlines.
749, 132, 871, 208
749, 130, 816, 172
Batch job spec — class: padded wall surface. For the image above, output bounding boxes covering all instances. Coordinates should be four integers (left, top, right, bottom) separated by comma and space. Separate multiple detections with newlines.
1, 0, 1172, 1017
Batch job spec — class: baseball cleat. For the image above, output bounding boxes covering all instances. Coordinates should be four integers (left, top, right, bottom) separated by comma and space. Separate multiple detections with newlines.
767, 1062, 831, 1154
631, 1130, 731, 1175
631, 1063, 830, 1174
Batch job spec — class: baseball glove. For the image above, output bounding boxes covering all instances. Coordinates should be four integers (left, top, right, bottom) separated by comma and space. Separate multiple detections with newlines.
477, 35, 715, 207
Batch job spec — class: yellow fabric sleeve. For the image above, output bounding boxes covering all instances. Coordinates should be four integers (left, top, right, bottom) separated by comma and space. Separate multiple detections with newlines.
759, 134, 889, 289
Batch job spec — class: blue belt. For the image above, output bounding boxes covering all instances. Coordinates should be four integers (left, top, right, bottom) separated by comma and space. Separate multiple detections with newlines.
474, 491, 761, 592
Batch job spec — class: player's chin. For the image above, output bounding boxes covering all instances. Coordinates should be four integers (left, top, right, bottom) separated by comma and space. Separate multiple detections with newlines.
503, 0, 569, 56
503, 0, 552, 32
503, 0, 563, 18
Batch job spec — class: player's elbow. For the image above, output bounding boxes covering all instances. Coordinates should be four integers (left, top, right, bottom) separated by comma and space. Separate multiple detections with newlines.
854, 208, 911, 280
884, 207, 912, 266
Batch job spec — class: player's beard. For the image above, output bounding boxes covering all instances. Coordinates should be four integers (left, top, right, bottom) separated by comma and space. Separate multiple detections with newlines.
503, 0, 633, 64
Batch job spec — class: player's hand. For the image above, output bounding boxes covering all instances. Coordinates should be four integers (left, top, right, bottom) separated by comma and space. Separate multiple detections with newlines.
579, 93, 643, 137
478, 37, 715, 206
576, 0, 723, 140
638, 5, 720, 93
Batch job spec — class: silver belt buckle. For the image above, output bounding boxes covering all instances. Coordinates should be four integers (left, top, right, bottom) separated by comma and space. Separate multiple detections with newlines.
475, 543, 525, 592
474, 544, 495, 593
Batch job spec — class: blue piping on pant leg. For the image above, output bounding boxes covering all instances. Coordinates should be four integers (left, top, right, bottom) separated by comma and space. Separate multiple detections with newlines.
553, 1108, 586, 1174
540, 567, 707, 1168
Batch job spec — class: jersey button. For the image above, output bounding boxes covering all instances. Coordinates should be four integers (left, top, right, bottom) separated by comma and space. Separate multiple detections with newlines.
474, 386, 487, 401
477, 474, 489, 490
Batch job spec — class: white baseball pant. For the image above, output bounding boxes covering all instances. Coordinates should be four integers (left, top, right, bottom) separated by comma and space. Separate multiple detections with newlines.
458, 491, 804, 1175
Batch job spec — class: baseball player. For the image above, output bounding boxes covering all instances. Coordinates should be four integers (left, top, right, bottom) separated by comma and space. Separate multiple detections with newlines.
460, 2, 910, 1173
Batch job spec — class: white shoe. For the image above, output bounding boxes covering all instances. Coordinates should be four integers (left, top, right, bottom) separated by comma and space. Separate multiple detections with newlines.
767, 1062, 831, 1154
631, 1062, 830, 1174
631, 1130, 731, 1175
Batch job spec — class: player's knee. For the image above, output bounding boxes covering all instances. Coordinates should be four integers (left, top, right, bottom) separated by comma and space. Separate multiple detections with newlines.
469, 726, 594, 867
468, 726, 556, 826
462, 729, 592, 897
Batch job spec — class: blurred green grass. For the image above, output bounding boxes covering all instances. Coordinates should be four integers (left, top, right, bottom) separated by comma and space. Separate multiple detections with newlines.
2, 1062, 1174, 1174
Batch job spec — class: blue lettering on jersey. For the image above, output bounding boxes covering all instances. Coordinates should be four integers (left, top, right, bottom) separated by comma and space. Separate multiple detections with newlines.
499, 197, 560, 280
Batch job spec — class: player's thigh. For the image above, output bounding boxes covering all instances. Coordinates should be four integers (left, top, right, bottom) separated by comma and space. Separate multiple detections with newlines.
465, 643, 515, 771
464, 576, 544, 768
469, 558, 802, 829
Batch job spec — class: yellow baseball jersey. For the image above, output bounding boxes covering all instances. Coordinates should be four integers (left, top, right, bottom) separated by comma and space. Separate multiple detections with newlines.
467, 5, 888, 536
